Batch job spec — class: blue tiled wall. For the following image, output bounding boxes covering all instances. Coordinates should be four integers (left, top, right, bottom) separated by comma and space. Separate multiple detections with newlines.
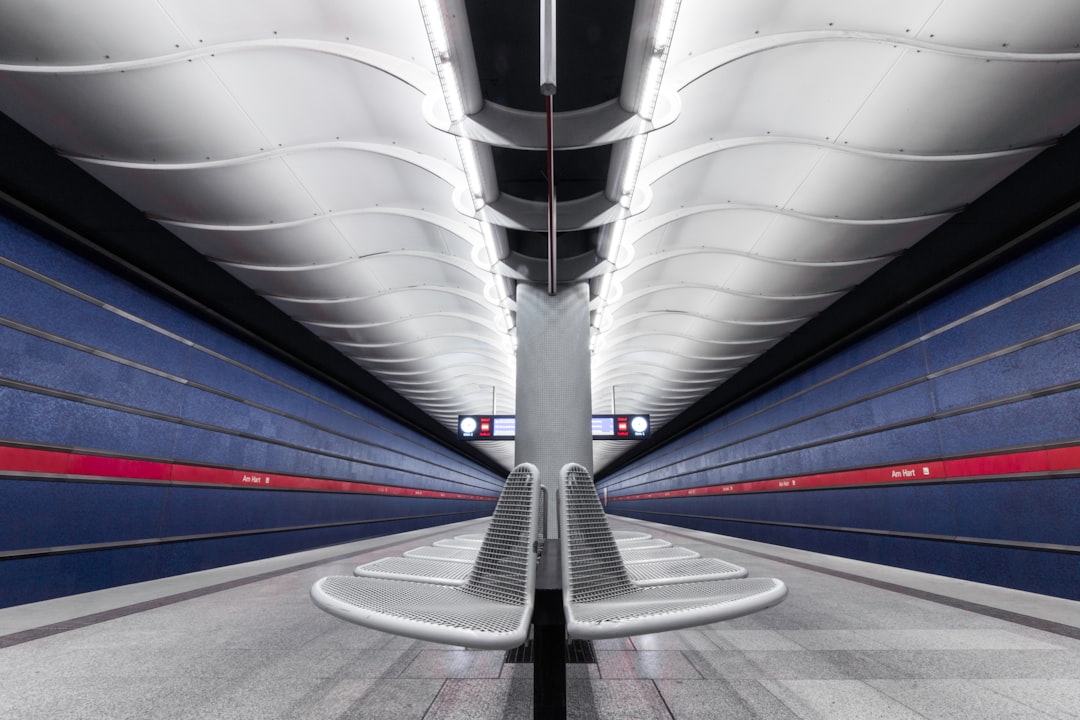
599, 224, 1080, 600
0, 215, 503, 607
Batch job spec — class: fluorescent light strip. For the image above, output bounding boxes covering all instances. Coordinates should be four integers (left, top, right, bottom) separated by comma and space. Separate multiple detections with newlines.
620, 134, 648, 202
638, 55, 665, 122
419, 1, 464, 122
655, 0, 681, 50
419, 0, 511, 339
439, 62, 465, 122
596, 0, 681, 334
638, 0, 681, 121
456, 136, 486, 208
481, 222, 500, 268
419, 0, 451, 59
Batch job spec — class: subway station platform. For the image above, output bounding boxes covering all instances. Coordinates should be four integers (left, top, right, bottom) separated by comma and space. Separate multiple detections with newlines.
2, 517, 1079, 720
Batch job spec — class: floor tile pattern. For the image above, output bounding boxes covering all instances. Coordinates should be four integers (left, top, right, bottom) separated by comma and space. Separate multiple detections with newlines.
1, 519, 1078, 719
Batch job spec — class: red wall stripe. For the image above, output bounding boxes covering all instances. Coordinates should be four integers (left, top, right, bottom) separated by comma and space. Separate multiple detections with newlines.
608, 445, 1080, 502
0, 444, 497, 501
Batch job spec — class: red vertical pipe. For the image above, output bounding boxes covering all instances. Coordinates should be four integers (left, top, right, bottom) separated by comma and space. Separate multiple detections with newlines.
546, 94, 557, 295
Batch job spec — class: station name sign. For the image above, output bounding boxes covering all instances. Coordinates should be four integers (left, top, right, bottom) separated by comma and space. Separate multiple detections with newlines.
457, 414, 650, 441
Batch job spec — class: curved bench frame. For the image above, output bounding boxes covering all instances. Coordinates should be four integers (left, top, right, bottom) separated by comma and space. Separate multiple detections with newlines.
310, 463, 541, 649
558, 463, 787, 640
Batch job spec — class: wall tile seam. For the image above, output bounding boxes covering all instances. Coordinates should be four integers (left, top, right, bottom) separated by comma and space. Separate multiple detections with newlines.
608, 510, 1080, 555
626, 259, 1080, 472
0, 378, 499, 494
599, 379, 1080, 492
606, 467, 1080, 501
614, 511, 1080, 607
0, 316, 501, 487
0, 468, 498, 503
0, 510, 491, 561
602, 325, 1080, 487
0, 253, 482, 471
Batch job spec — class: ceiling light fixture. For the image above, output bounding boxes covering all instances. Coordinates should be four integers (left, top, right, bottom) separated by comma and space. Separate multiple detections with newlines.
480, 222, 501, 268
594, 0, 682, 336
418, 0, 464, 122
456, 136, 486, 209
639, 0, 681, 122
420, 0, 512, 332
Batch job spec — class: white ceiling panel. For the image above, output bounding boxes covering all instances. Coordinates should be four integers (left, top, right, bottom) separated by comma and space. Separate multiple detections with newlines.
307, 315, 500, 345
74, 158, 324, 224
281, 150, 460, 217
747, 212, 950, 262
917, 0, 1080, 52
205, 50, 453, 161
0, 1, 188, 64
785, 149, 1039, 220
673, 0, 942, 53
3, 1, 1079, 474
606, 312, 805, 343
630, 207, 947, 263
612, 286, 834, 324
167, 223, 356, 266
157, 0, 433, 67
643, 143, 824, 211
267, 288, 491, 324
617, 253, 884, 297
170, 212, 478, 266
0, 63, 265, 161
837, 53, 1080, 153
220, 255, 483, 299
650, 41, 906, 159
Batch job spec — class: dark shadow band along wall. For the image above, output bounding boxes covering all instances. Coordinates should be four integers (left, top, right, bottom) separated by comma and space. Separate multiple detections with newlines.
599, 223, 1080, 601
0, 216, 501, 608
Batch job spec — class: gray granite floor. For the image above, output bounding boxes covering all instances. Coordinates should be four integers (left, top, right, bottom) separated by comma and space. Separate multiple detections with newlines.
1, 517, 1078, 719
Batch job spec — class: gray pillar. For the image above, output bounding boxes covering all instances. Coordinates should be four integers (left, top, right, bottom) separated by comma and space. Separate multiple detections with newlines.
514, 282, 592, 539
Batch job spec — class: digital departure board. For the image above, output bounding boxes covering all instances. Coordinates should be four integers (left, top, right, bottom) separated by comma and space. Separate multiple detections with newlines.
591, 414, 651, 439
457, 415, 516, 439
458, 414, 650, 440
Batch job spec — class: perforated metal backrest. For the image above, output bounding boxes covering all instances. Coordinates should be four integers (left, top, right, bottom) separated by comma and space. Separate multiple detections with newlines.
462, 462, 540, 605
559, 463, 636, 603
538, 486, 547, 545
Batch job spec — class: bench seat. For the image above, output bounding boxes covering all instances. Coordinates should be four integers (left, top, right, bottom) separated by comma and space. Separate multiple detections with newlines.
611, 530, 652, 541
353, 556, 473, 585
310, 463, 541, 650
559, 463, 786, 640
434, 538, 483, 549
311, 576, 535, 648
620, 546, 699, 564
354, 554, 746, 587
405, 542, 697, 565
403, 545, 479, 563
613, 537, 672, 549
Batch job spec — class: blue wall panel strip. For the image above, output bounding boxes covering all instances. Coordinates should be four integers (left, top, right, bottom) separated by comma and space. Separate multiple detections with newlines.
600, 223, 1080, 600
1, 215, 500, 607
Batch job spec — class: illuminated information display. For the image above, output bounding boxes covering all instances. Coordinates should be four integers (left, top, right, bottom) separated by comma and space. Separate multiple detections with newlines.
458, 414, 650, 440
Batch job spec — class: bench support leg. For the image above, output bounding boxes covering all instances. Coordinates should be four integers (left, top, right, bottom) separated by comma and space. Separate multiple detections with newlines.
532, 586, 566, 720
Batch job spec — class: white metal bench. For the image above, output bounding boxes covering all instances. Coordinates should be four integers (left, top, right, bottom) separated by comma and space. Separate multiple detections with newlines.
614, 537, 672, 549
558, 463, 787, 640
620, 545, 700, 563
310, 463, 541, 649
355, 551, 745, 588
611, 530, 652, 541
434, 537, 483, 549
402, 545, 479, 562
403, 538, 696, 565
353, 555, 473, 585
